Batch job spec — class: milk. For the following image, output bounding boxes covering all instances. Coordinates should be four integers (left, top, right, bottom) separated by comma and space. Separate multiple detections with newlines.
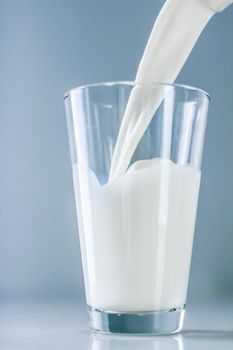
73, 159, 200, 312
69, 0, 233, 315
109, 0, 233, 181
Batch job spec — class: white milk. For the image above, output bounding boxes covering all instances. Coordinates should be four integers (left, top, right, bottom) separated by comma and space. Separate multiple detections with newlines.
109, 0, 233, 181
71, 0, 233, 314
73, 159, 200, 312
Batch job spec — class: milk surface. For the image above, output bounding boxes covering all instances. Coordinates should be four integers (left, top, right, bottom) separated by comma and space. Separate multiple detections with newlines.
73, 159, 200, 312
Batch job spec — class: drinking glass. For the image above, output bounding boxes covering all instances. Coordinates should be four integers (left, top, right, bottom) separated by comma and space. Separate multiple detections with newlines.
64, 82, 209, 334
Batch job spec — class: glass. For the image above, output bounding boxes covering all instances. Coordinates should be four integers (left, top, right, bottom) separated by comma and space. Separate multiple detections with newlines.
64, 82, 209, 334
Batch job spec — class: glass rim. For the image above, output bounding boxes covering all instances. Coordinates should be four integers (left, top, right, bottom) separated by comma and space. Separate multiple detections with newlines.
64, 81, 210, 100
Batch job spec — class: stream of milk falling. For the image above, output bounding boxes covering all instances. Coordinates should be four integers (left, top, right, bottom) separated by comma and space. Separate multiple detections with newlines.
109, 0, 233, 181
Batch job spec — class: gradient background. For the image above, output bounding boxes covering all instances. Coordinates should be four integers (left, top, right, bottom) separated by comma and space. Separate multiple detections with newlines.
0, 0, 233, 308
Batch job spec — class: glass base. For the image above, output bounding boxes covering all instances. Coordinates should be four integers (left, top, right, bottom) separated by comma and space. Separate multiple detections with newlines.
88, 305, 185, 335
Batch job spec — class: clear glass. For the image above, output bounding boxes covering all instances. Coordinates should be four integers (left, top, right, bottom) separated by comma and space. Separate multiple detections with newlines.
64, 82, 209, 334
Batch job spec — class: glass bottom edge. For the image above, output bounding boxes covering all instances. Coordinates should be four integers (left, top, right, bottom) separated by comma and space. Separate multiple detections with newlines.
88, 305, 185, 335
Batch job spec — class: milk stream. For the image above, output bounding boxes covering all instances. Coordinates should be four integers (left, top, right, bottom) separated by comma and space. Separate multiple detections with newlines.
109, 0, 233, 181
73, 159, 200, 312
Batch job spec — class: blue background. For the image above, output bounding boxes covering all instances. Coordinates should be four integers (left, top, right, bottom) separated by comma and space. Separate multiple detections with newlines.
0, 0, 233, 306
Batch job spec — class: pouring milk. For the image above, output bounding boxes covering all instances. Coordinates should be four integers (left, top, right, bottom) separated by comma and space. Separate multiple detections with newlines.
109, 0, 233, 181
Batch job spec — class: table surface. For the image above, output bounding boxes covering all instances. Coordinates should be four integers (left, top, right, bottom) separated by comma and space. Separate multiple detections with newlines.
1, 299, 233, 350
